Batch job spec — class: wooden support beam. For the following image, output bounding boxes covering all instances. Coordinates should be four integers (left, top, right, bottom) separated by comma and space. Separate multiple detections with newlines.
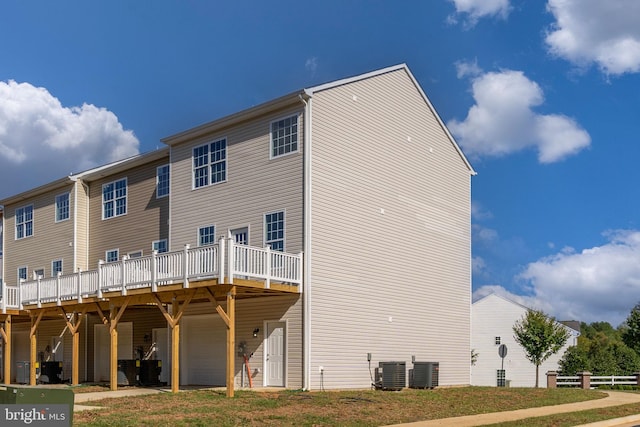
110, 305, 118, 391
226, 286, 236, 398
107, 297, 131, 392
153, 291, 195, 393
1, 316, 11, 384
30, 311, 44, 386
59, 307, 87, 385
171, 300, 180, 393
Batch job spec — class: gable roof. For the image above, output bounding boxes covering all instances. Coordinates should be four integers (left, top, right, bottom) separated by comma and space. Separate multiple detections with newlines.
473, 292, 580, 334
161, 64, 475, 175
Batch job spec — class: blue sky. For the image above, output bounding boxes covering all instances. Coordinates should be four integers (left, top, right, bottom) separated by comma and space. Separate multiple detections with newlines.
1, 0, 640, 326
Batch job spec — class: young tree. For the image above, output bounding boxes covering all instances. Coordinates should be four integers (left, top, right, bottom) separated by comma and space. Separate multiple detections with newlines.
622, 302, 640, 354
513, 309, 571, 387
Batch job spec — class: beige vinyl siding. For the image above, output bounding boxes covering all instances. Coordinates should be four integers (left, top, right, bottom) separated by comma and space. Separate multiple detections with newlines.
308, 69, 472, 389
169, 106, 304, 253
74, 180, 90, 272
87, 158, 169, 266
3, 184, 76, 285
183, 295, 302, 388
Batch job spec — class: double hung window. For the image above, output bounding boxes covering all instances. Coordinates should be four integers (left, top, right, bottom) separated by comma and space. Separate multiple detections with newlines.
16, 205, 33, 239
264, 211, 285, 251
103, 178, 127, 219
193, 138, 227, 188
156, 165, 170, 198
270, 115, 298, 158
56, 193, 70, 221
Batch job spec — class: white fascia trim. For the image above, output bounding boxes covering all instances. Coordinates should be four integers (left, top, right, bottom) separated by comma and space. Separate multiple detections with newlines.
402, 66, 476, 175
305, 63, 407, 95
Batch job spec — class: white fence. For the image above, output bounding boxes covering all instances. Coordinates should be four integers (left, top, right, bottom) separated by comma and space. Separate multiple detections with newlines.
1, 237, 302, 311
554, 373, 639, 388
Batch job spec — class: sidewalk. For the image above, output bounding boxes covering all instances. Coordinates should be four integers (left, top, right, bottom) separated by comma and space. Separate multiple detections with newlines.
384, 391, 640, 427
74, 387, 166, 412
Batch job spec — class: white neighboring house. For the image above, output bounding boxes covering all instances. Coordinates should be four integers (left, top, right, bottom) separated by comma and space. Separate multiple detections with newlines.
471, 293, 579, 388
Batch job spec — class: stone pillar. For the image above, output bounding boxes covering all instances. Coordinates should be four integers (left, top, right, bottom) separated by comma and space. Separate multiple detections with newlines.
634, 372, 640, 387
546, 371, 558, 388
578, 371, 592, 389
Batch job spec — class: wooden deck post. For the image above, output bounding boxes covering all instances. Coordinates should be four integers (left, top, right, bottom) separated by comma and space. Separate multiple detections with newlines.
171, 300, 180, 393
59, 307, 87, 385
29, 311, 44, 385
99, 297, 131, 391
153, 291, 195, 393
110, 305, 118, 391
1, 315, 11, 384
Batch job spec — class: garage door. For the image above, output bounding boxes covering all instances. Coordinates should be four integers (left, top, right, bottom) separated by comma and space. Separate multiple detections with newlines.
181, 314, 226, 386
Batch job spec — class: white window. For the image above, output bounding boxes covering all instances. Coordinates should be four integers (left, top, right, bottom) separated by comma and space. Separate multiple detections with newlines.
34, 268, 44, 279
128, 250, 143, 258
152, 239, 168, 253
156, 165, 170, 198
198, 225, 215, 246
52, 259, 63, 276
15, 205, 34, 239
18, 266, 27, 282
55, 193, 70, 222
102, 178, 127, 219
264, 211, 284, 251
106, 249, 119, 263
270, 115, 298, 158
193, 138, 227, 189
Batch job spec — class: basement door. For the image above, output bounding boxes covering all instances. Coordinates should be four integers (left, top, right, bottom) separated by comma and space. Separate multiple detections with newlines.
265, 321, 286, 387
181, 314, 226, 386
93, 323, 133, 382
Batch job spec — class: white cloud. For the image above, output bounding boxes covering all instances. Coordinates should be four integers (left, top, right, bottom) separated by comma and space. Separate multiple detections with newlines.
305, 57, 318, 76
0, 80, 139, 198
455, 59, 483, 79
448, 69, 591, 163
545, 0, 640, 75
518, 230, 640, 326
448, 0, 511, 27
471, 201, 493, 220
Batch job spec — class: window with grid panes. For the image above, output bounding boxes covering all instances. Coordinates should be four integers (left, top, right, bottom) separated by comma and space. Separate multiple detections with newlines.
193, 138, 226, 188
56, 193, 70, 221
270, 115, 298, 158
16, 205, 33, 239
103, 178, 127, 219
265, 211, 284, 251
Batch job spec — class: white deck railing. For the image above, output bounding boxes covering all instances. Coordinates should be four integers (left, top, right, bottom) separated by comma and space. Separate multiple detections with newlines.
1, 237, 302, 311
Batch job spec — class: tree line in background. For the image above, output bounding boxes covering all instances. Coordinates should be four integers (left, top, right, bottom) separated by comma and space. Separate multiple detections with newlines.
559, 302, 640, 375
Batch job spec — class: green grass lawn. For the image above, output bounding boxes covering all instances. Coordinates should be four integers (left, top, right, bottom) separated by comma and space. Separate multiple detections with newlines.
70, 386, 636, 426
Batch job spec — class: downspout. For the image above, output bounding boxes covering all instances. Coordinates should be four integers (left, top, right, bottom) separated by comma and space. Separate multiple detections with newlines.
70, 177, 79, 272
299, 92, 312, 391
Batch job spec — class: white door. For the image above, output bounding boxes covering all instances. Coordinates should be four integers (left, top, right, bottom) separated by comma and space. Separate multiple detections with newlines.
231, 227, 249, 245
181, 315, 226, 386
265, 321, 285, 387
93, 323, 133, 382
152, 328, 170, 384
